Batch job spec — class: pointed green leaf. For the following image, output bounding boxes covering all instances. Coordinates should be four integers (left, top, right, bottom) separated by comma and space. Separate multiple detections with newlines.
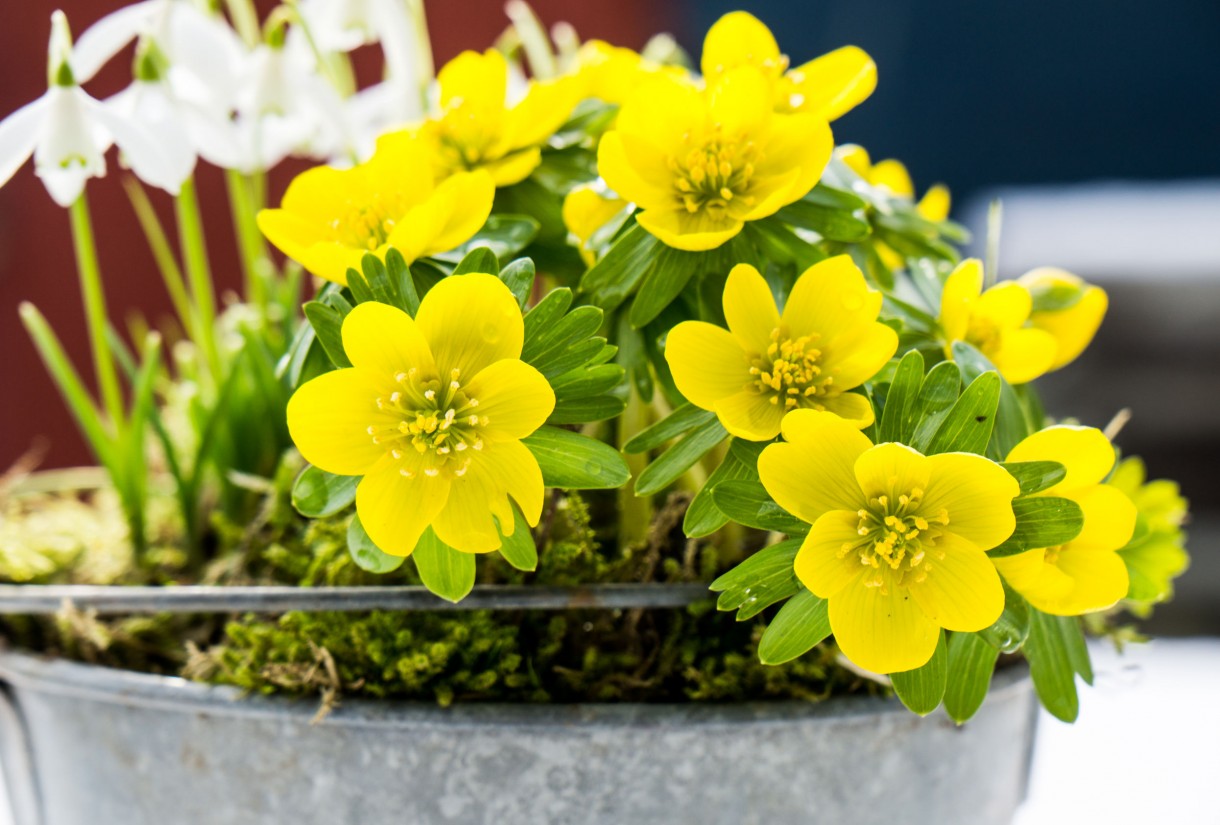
878, 350, 925, 444
522, 425, 631, 489
347, 514, 406, 573
580, 224, 662, 311
412, 528, 476, 602
979, 581, 1031, 653
685, 442, 754, 537
758, 589, 831, 665
891, 631, 948, 715
1025, 608, 1086, 722
908, 361, 961, 451
303, 301, 352, 369
711, 480, 808, 534
1001, 461, 1068, 496
292, 466, 359, 517
495, 503, 538, 572
628, 246, 699, 328
498, 257, 536, 308
634, 416, 727, 496
924, 371, 1001, 455
988, 496, 1084, 557
710, 537, 801, 620
453, 246, 500, 275
943, 632, 1000, 723
385, 248, 420, 315
623, 403, 716, 454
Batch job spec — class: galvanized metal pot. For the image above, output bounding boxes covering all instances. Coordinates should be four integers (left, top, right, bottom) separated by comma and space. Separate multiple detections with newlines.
0, 650, 1036, 825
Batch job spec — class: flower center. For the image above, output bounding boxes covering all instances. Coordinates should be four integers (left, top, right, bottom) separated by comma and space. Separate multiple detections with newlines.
840, 488, 951, 595
669, 129, 760, 218
331, 195, 404, 251
1042, 545, 1064, 566
364, 367, 488, 479
747, 327, 832, 409
965, 315, 1002, 355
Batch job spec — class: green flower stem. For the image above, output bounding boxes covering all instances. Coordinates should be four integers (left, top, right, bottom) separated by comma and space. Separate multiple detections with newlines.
68, 195, 125, 429
121, 176, 194, 339
174, 176, 221, 380
225, 169, 271, 310
617, 387, 653, 550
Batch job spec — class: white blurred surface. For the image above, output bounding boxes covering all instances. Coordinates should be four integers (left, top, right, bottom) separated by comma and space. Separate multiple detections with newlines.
1, 638, 1217, 824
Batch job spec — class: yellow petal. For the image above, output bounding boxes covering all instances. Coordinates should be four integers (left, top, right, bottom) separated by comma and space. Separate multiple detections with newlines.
280, 163, 373, 222
636, 207, 743, 251
430, 460, 505, 553
869, 159, 914, 198
701, 11, 783, 81
483, 438, 546, 526
1020, 267, 1108, 370
939, 259, 982, 344
416, 273, 524, 377
356, 456, 451, 556
908, 531, 1004, 632
821, 322, 898, 389
758, 410, 871, 524
746, 113, 833, 219
388, 170, 495, 261
463, 359, 555, 442
1006, 425, 1116, 493
665, 321, 749, 410
596, 131, 674, 209
287, 369, 395, 476
1070, 484, 1137, 553
837, 144, 872, 177
1049, 547, 1129, 614
258, 210, 354, 285
921, 452, 1019, 551
975, 281, 1032, 330
615, 74, 706, 151
781, 255, 882, 343
722, 263, 779, 352
828, 573, 941, 674
794, 510, 868, 599
853, 442, 929, 499
819, 391, 875, 428
504, 74, 580, 151
917, 184, 951, 222
366, 131, 435, 201
712, 390, 786, 441
988, 326, 1058, 385
992, 548, 1075, 606
438, 49, 507, 112
785, 46, 877, 121
479, 147, 543, 187
341, 301, 436, 377
708, 66, 773, 137
562, 185, 626, 250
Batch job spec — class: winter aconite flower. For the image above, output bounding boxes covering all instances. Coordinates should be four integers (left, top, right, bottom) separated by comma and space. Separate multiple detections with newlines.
562, 184, 627, 266
701, 11, 876, 120
1018, 268, 1108, 371
759, 411, 1017, 674
665, 256, 897, 439
405, 49, 580, 186
1108, 456, 1190, 606
257, 134, 494, 285
939, 259, 1057, 384
287, 274, 555, 556
992, 426, 1136, 615
575, 40, 687, 105
599, 67, 832, 251
838, 144, 949, 223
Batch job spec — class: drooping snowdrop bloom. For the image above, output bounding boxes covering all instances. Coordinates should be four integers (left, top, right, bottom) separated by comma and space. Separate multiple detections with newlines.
0, 11, 180, 205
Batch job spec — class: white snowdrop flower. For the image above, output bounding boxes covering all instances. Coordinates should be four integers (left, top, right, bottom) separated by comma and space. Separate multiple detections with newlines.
0, 11, 180, 206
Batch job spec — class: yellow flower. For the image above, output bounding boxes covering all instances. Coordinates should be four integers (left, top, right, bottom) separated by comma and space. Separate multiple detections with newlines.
406, 49, 580, 187
838, 145, 950, 222
1017, 267, 1108, 371
575, 40, 687, 105
665, 256, 897, 440
759, 411, 1017, 674
939, 259, 1058, 384
991, 426, 1136, 615
257, 135, 493, 285
562, 184, 627, 266
701, 11, 876, 120
598, 67, 832, 251
1107, 456, 1190, 605
287, 274, 556, 556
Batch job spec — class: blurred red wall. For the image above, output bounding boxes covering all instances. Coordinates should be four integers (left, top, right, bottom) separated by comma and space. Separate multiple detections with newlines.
0, 0, 674, 472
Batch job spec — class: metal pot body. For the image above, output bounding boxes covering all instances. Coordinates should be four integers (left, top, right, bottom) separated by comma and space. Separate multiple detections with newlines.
0, 651, 1036, 825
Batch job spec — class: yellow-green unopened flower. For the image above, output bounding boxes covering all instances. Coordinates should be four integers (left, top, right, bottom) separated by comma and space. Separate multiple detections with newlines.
562, 184, 627, 266
287, 275, 555, 556
759, 411, 1017, 674
992, 426, 1136, 615
665, 256, 896, 439
939, 259, 1057, 384
257, 135, 493, 285
1108, 456, 1190, 605
1018, 267, 1108, 371
407, 49, 580, 187
599, 67, 832, 251
701, 11, 876, 120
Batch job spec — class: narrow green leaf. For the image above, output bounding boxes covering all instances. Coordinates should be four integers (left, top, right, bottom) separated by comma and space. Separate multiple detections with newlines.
684, 443, 752, 537
523, 305, 604, 361
953, 341, 1032, 458
634, 417, 728, 496
548, 395, 626, 424
347, 514, 406, 573
1057, 613, 1094, 685
758, 590, 832, 665
925, 371, 1000, 455
878, 350, 924, 444
891, 631, 949, 716
412, 528, 476, 602
979, 581, 1031, 653
710, 537, 801, 620
495, 503, 538, 572
580, 224, 662, 311
346, 269, 375, 304
534, 338, 609, 381
385, 248, 420, 315
292, 466, 358, 517
522, 288, 574, 348
1001, 461, 1068, 496
711, 480, 808, 534
623, 403, 716, 454
988, 496, 1084, 557
551, 363, 625, 400
453, 247, 500, 275
303, 301, 352, 369
774, 200, 871, 241
628, 246, 698, 328
943, 632, 1000, 724
522, 425, 631, 489
1025, 608, 1082, 722
498, 258, 535, 309
909, 361, 961, 452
